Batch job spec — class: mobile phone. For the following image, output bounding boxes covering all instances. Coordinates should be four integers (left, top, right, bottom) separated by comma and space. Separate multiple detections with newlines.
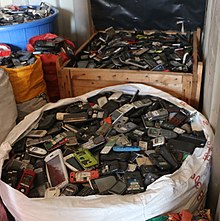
178, 132, 206, 147
47, 122, 63, 135
100, 152, 131, 162
108, 180, 127, 195
26, 135, 52, 147
97, 96, 108, 108
108, 91, 123, 101
159, 145, 179, 169
65, 131, 78, 147
168, 111, 188, 126
62, 123, 79, 133
60, 184, 78, 196
132, 98, 152, 109
56, 112, 69, 121
142, 116, 155, 129
100, 137, 116, 154
145, 108, 168, 121
151, 136, 165, 147
136, 156, 153, 167
110, 104, 134, 124
118, 104, 134, 114
74, 148, 98, 169
81, 135, 105, 150
63, 153, 83, 171
27, 130, 47, 138
87, 108, 104, 119
44, 149, 69, 189
63, 112, 88, 123
100, 160, 119, 175
70, 170, 99, 183
16, 169, 36, 195
147, 127, 177, 139
114, 122, 137, 134
94, 176, 117, 194
27, 146, 47, 158
115, 134, 131, 146
145, 150, 171, 171
96, 122, 112, 136
66, 136, 78, 147
124, 171, 145, 194
166, 139, 196, 154
38, 114, 56, 130
138, 141, 149, 151
44, 132, 67, 151
13, 137, 27, 153
173, 127, 186, 134
44, 187, 60, 198
66, 102, 90, 114
160, 99, 180, 113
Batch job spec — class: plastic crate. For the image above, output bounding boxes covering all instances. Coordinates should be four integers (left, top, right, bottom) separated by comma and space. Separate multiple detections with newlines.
0, 7, 58, 50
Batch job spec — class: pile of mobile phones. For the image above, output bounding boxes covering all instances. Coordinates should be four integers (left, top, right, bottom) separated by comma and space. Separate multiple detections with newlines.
0, 51, 36, 68
1, 90, 207, 197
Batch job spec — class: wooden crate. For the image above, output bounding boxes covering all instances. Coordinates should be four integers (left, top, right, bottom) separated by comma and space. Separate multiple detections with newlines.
58, 29, 203, 109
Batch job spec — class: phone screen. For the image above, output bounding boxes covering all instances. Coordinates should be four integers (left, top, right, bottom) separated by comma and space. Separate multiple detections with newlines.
46, 155, 66, 187
65, 156, 82, 171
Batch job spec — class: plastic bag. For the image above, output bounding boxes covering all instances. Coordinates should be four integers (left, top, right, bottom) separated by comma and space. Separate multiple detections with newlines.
0, 84, 214, 221
91, 0, 206, 31
1, 56, 46, 103
27, 33, 75, 102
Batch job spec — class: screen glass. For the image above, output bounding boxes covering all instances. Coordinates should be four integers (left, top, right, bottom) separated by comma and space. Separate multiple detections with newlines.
46, 155, 65, 187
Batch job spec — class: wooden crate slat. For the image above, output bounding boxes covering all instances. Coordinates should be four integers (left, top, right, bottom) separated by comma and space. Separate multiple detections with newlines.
69, 69, 184, 84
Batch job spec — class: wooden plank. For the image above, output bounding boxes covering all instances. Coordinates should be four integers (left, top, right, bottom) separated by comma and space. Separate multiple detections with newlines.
68, 68, 184, 84
196, 27, 202, 53
71, 80, 127, 96
182, 75, 193, 105
58, 68, 73, 98
71, 79, 183, 99
195, 62, 203, 108
191, 30, 199, 108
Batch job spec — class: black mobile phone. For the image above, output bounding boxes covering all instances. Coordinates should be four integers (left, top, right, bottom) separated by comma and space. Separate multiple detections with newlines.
166, 139, 196, 154
38, 114, 56, 130
94, 175, 117, 194
108, 180, 127, 195
13, 137, 27, 154
63, 154, 83, 171
124, 171, 145, 194
146, 150, 171, 172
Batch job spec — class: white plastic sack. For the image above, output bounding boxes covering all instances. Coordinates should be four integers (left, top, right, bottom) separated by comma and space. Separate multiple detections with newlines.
16, 93, 48, 121
0, 84, 214, 221
0, 68, 17, 145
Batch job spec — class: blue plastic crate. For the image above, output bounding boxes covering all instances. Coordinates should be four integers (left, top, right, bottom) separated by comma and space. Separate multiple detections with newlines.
0, 7, 58, 50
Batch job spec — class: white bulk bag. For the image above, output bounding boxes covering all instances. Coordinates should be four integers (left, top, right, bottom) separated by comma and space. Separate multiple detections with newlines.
0, 84, 214, 221
0, 68, 17, 145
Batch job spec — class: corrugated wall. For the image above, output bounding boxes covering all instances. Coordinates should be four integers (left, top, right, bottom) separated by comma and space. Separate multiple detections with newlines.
0, 0, 93, 46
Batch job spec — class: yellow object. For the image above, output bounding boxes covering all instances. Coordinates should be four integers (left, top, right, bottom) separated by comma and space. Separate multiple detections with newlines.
1, 56, 46, 103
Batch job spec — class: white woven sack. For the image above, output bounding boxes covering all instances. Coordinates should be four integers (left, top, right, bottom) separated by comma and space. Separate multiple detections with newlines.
0, 68, 17, 145
0, 84, 214, 221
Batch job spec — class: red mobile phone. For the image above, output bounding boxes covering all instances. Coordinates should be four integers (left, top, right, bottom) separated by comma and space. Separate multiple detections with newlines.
16, 169, 36, 195
70, 170, 99, 183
